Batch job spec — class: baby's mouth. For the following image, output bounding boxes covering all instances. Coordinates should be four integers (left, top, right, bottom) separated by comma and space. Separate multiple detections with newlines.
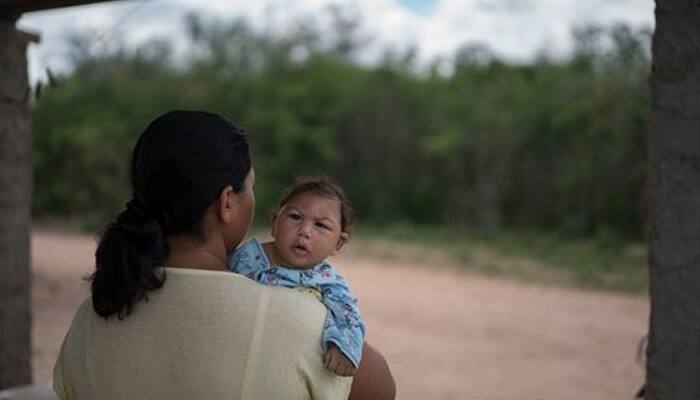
292, 243, 310, 256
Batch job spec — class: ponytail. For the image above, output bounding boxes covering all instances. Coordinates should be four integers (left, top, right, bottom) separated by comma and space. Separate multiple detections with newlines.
89, 110, 251, 319
91, 200, 167, 319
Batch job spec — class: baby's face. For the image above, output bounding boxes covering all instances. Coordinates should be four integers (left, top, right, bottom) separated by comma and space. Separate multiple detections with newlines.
269, 193, 347, 269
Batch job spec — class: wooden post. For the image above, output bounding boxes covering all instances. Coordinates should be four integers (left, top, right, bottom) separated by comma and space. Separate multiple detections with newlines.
0, 1, 116, 390
646, 0, 700, 398
0, 16, 38, 389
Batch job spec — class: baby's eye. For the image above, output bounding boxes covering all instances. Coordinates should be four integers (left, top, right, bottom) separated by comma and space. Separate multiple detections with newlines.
288, 213, 301, 221
315, 222, 330, 230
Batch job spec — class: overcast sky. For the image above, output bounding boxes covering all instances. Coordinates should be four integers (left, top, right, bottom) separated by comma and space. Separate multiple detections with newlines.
18, 0, 655, 83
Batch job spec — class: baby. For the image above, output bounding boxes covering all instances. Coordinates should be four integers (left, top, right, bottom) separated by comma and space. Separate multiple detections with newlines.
229, 176, 365, 376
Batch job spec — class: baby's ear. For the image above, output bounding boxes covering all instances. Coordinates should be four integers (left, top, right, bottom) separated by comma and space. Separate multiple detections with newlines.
335, 232, 350, 251
270, 210, 278, 235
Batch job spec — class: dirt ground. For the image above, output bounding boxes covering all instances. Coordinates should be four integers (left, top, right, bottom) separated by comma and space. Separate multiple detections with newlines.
32, 230, 649, 399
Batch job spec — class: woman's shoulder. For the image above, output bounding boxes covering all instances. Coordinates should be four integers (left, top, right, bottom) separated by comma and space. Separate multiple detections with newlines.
162, 267, 327, 321
72, 268, 329, 354
57, 268, 350, 400
160, 267, 330, 365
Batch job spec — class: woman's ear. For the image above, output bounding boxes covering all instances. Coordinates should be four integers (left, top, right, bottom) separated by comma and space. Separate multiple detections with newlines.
218, 185, 237, 224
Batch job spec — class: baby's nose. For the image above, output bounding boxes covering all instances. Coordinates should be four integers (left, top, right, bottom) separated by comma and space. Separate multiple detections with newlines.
298, 222, 312, 237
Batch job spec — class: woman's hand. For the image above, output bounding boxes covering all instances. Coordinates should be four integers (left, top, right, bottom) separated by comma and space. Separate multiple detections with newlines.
348, 342, 396, 400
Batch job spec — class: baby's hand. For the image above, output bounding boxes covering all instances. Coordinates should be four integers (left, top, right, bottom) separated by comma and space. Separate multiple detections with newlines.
324, 345, 358, 377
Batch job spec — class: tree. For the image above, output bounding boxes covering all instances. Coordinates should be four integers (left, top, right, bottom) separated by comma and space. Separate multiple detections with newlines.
646, 1, 700, 398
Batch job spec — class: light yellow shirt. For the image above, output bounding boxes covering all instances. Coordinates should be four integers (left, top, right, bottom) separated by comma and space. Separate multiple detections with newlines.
53, 267, 352, 400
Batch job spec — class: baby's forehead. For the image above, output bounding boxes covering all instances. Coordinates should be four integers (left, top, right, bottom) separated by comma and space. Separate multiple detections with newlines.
283, 192, 341, 216
285, 190, 339, 204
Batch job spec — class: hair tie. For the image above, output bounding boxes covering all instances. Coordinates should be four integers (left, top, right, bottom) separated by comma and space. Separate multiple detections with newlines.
126, 198, 149, 218
126, 198, 172, 229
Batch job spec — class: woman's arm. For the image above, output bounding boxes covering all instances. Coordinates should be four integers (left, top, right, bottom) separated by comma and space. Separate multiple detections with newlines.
348, 342, 396, 400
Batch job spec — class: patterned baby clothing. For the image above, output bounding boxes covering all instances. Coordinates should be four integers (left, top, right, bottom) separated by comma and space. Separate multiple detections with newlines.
229, 238, 366, 367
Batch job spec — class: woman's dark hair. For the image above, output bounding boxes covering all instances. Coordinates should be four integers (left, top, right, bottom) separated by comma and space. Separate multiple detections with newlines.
276, 175, 354, 235
91, 110, 251, 319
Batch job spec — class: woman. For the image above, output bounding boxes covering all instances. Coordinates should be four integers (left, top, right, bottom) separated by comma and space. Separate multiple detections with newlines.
53, 110, 395, 400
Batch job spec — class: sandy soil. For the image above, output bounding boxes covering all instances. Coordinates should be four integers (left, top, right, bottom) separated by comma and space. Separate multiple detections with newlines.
31, 230, 649, 399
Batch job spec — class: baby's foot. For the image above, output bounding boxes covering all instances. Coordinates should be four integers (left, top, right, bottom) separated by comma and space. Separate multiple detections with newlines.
324, 345, 358, 377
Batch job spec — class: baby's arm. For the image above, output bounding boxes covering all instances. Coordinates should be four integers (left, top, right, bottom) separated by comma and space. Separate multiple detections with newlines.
314, 263, 366, 376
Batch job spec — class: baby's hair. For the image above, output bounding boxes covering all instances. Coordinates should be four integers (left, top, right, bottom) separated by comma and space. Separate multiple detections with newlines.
277, 175, 354, 235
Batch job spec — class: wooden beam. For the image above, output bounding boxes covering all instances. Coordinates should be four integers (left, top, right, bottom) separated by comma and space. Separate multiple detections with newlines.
0, 0, 122, 390
646, 0, 700, 398
0, 0, 121, 19
0, 19, 33, 389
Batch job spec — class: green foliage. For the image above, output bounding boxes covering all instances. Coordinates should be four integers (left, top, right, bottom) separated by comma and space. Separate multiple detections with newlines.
31, 15, 651, 240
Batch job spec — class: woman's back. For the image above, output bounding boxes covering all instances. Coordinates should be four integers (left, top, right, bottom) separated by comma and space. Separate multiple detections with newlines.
53, 268, 352, 399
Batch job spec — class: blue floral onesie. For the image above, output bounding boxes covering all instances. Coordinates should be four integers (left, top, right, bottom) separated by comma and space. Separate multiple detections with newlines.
228, 238, 366, 367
